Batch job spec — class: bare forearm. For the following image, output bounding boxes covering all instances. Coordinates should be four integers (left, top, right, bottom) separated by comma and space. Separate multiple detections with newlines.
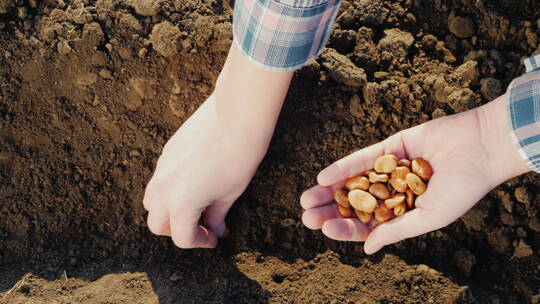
213, 42, 294, 145
476, 94, 531, 186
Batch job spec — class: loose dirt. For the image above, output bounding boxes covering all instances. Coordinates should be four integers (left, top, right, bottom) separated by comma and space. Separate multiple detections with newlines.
1, 0, 539, 303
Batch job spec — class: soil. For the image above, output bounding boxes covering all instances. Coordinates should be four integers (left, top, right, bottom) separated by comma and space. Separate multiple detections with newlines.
1, 0, 540, 303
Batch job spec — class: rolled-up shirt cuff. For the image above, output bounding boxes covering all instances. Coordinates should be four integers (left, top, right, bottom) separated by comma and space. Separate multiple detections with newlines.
233, 0, 342, 72
507, 54, 540, 172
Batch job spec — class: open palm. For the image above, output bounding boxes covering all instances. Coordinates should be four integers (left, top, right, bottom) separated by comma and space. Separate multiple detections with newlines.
301, 96, 529, 254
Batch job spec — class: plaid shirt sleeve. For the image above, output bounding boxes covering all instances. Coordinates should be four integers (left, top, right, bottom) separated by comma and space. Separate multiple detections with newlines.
233, 0, 342, 72
507, 54, 540, 172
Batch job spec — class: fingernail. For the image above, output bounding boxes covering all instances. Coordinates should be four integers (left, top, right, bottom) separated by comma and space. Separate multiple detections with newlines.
363, 243, 380, 255
200, 228, 218, 248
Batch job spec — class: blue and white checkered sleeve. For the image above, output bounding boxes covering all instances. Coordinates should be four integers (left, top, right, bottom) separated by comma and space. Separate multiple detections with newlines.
233, 0, 342, 72
507, 54, 540, 172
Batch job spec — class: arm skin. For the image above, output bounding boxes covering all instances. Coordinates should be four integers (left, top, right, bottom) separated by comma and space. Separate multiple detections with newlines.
301, 94, 531, 254
215, 43, 294, 141
143, 42, 293, 248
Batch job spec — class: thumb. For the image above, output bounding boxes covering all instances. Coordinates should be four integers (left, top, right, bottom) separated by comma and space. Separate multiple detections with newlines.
203, 200, 232, 237
363, 164, 483, 254
169, 207, 218, 249
363, 208, 440, 254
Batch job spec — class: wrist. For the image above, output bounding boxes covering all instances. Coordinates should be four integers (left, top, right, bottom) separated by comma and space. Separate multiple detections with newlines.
211, 41, 294, 143
475, 94, 531, 186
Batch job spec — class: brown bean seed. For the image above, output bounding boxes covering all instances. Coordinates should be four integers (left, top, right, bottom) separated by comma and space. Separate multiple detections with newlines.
362, 169, 375, 176
344, 176, 370, 191
369, 183, 390, 200
374, 154, 398, 173
355, 209, 372, 224
384, 193, 406, 208
398, 159, 411, 168
389, 166, 410, 193
406, 173, 426, 195
369, 171, 389, 183
374, 205, 394, 223
393, 201, 406, 216
406, 189, 415, 209
337, 204, 354, 218
333, 189, 350, 207
411, 158, 433, 181
348, 189, 378, 213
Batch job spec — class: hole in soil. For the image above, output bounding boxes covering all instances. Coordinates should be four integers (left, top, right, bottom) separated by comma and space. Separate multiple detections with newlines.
20, 284, 30, 295
272, 274, 285, 284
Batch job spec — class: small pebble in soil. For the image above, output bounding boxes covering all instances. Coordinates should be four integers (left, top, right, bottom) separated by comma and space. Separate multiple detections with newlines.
528, 217, 540, 232
16, 7, 27, 19
320, 48, 367, 88
99, 69, 113, 79
453, 60, 479, 84
452, 249, 476, 276
448, 15, 475, 38
131, 0, 162, 17
514, 186, 531, 204
150, 21, 181, 57
480, 78, 502, 101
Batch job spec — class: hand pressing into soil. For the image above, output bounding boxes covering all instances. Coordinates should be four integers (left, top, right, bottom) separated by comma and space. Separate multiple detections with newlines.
301, 94, 530, 254
143, 43, 293, 248
143, 95, 259, 247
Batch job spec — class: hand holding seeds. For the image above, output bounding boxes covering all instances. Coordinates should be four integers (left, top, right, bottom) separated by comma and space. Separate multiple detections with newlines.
300, 95, 531, 254
334, 154, 432, 228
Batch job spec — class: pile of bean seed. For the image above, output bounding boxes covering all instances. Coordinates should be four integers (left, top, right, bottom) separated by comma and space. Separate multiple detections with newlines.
334, 154, 433, 226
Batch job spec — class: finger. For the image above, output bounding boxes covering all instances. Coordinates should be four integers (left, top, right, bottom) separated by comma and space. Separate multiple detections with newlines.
363, 208, 437, 254
363, 164, 488, 255
142, 180, 157, 211
317, 132, 408, 187
203, 201, 231, 237
302, 204, 339, 230
170, 207, 218, 249
414, 164, 487, 216
300, 185, 335, 209
321, 218, 371, 242
146, 207, 171, 236
317, 143, 383, 187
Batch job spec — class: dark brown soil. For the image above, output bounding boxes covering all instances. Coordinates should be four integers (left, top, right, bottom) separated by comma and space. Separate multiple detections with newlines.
1, 0, 539, 303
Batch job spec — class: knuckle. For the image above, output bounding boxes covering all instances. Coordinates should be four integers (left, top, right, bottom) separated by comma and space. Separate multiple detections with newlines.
171, 234, 194, 249
142, 196, 153, 211
142, 181, 158, 209
147, 216, 167, 236
301, 211, 317, 230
